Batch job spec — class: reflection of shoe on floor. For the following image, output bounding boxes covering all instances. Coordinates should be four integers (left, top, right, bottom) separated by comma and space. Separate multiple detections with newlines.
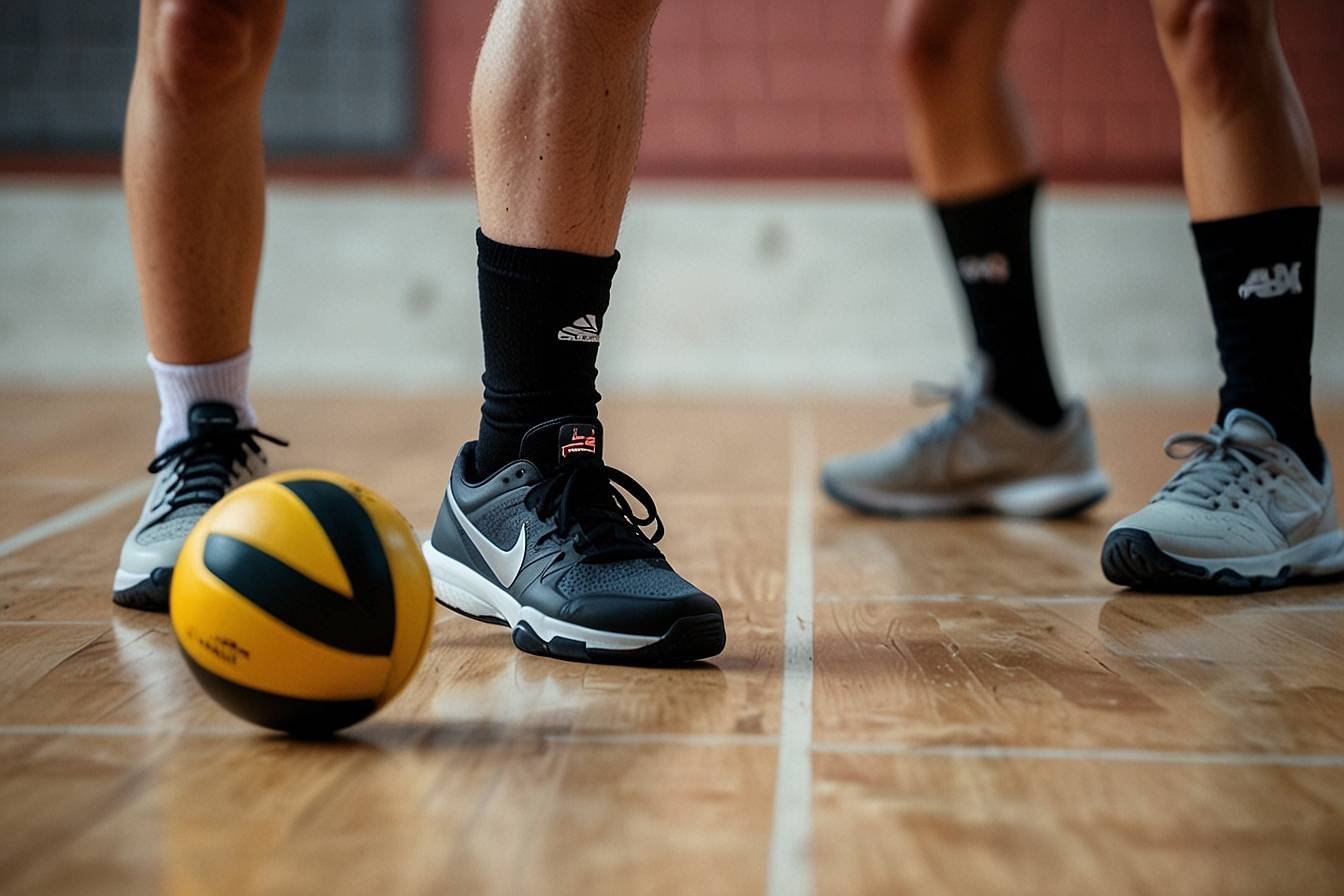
113, 402, 285, 612
423, 417, 725, 664
1103, 409, 1344, 592
821, 361, 1109, 517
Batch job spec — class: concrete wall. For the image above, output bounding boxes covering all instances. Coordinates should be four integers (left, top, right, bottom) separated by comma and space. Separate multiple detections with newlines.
3, 182, 1342, 400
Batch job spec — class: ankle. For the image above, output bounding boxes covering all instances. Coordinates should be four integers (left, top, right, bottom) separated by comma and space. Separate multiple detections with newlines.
148, 349, 256, 452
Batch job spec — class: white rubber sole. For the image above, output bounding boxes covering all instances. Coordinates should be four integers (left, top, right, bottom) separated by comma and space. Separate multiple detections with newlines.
827, 468, 1110, 517
421, 541, 660, 651
1157, 527, 1344, 579
112, 568, 148, 591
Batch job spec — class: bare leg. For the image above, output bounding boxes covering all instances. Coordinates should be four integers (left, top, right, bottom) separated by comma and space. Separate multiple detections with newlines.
468, 0, 662, 469
124, 0, 285, 364
887, 0, 1033, 200
1150, 0, 1319, 219
470, 0, 660, 255
880, 0, 1066, 428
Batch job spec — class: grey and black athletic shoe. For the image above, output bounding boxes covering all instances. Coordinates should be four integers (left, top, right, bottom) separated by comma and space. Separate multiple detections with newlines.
423, 417, 725, 664
1102, 409, 1344, 593
822, 359, 1109, 517
113, 402, 285, 612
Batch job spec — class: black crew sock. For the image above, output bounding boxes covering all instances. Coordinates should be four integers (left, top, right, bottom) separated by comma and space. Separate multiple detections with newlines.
1193, 205, 1324, 480
475, 229, 618, 476
934, 177, 1064, 428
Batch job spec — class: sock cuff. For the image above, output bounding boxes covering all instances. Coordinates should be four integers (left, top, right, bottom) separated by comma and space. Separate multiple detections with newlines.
1191, 205, 1321, 255
147, 346, 252, 377
148, 348, 256, 451
476, 229, 620, 284
934, 175, 1041, 219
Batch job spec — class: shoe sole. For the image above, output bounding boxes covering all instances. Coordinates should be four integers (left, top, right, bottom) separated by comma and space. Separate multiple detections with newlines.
823, 469, 1110, 519
112, 566, 173, 613
421, 542, 725, 665
1102, 527, 1344, 594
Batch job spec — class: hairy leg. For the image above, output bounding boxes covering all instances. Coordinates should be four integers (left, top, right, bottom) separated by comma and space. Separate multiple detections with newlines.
470, 0, 660, 255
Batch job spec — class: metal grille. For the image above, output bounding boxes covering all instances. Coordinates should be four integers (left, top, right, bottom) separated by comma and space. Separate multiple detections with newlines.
0, 0, 416, 156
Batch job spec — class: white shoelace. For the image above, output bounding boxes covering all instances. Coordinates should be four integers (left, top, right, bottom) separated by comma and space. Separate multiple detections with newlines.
1157, 427, 1297, 510
908, 381, 983, 446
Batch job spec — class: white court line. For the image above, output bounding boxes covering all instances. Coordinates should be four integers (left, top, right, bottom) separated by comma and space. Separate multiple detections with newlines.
0, 620, 110, 626
0, 724, 249, 738
1241, 601, 1344, 614
811, 741, 1344, 768
545, 732, 777, 749
818, 593, 1344, 614
4, 724, 1344, 769
816, 593, 1108, 605
767, 410, 816, 896
0, 478, 148, 560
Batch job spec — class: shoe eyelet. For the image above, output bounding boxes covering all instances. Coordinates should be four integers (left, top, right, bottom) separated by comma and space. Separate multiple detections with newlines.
517, 468, 526, 478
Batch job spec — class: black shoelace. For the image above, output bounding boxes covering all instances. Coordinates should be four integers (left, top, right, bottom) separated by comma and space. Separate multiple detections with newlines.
147, 428, 288, 514
524, 461, 665, 563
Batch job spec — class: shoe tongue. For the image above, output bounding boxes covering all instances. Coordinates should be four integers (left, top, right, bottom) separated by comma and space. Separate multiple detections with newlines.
519, 417, 604, 471
187, 402, 239, 438
1222, 408, 1278, 447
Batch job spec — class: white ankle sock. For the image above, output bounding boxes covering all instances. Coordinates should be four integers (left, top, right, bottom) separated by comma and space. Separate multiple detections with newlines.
148, 349, 258, 452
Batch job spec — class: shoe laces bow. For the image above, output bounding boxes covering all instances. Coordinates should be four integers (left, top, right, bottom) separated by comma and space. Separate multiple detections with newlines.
525, 461, 665, 562
147, 427, 288, 513
909, 380, 980, 445
1158, 427, 1293, 510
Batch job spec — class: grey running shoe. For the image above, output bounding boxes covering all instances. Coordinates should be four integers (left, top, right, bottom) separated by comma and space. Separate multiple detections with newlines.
821, 360, 1109, 517
113, 402, 285, 612
422, 417, 725, 665
1102, 409, 1344, 592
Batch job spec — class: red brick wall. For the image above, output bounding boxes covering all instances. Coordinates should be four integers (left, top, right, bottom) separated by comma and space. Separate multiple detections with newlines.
419, 0, 1344, 181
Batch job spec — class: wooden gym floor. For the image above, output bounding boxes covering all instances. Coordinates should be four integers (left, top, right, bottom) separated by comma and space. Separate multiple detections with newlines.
2, 389, 1343, 895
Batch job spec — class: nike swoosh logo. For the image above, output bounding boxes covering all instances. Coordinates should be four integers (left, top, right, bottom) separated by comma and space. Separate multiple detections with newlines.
447, 489, 526, 588
1268, 502, 1316, 539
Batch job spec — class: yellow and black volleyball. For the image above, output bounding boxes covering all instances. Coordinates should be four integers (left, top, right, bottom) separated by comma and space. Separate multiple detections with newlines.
170, 470, 434, 735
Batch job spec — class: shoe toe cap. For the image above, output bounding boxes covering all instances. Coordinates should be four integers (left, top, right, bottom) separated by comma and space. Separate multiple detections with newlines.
559, 590, 723, 638
1108, 503, 1280, 559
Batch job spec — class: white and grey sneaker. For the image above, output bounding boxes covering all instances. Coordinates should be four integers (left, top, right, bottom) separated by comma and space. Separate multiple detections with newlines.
821, 361, 1109, 517
112, 402, 285, 612
1102, 409, 1344, 592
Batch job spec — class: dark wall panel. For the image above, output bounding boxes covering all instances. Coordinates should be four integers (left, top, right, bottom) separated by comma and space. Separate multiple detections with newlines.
0, 0, 416, 156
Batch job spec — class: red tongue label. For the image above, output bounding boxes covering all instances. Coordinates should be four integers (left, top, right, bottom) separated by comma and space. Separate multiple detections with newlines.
559, 423, 599, 460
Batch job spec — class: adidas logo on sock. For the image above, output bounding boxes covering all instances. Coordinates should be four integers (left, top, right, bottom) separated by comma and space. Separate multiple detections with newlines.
557, 314, 600, 343
1238, 262, 1302, 299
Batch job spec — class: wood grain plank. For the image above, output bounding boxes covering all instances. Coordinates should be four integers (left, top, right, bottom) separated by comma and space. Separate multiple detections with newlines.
814, 596, 1344, 753
813, 752, 1344, 896
0, 735, 775, 896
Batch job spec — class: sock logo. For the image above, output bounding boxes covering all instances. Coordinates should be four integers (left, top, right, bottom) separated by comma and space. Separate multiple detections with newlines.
957, 253, 1011, 284
1238, 262, 1302, 299
557, 314, 601, 343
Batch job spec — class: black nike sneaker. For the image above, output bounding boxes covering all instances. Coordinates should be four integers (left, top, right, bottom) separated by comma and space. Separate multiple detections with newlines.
422, 417, 726, 664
